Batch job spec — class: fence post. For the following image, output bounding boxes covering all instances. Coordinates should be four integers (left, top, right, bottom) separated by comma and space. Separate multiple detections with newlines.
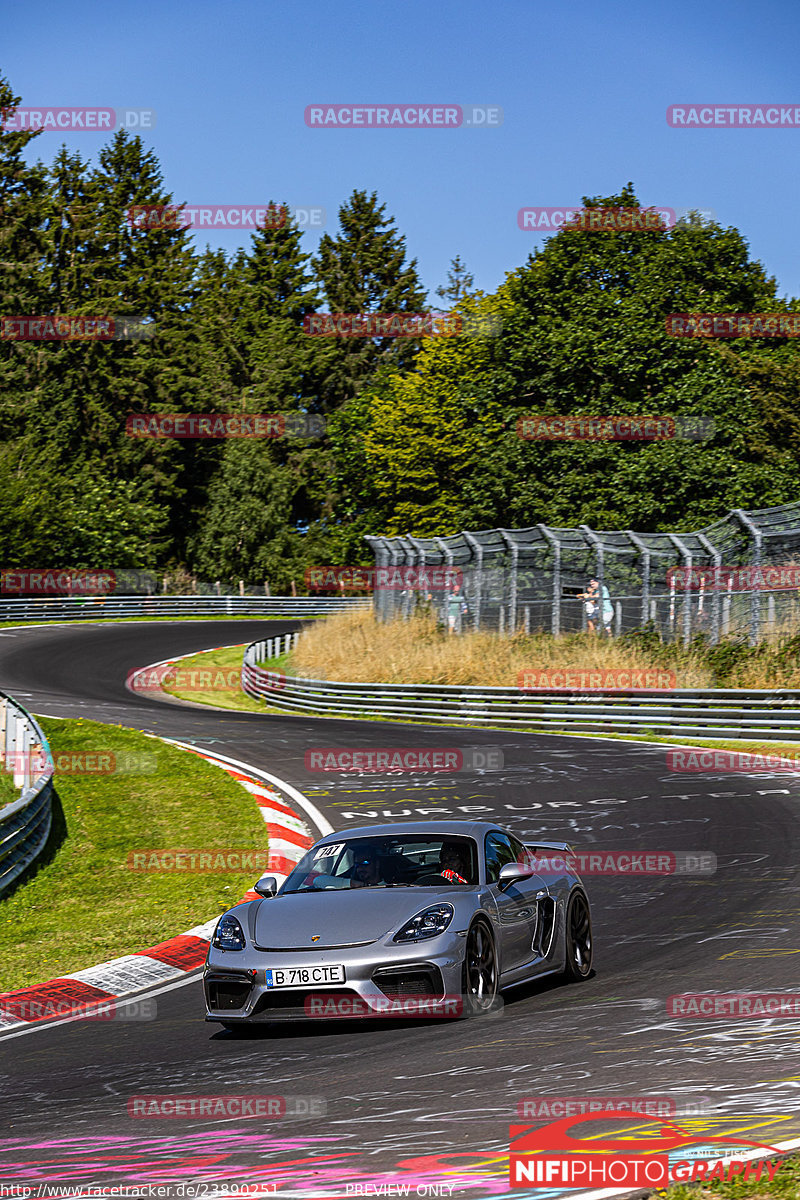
499, 531, 518, 637
462, 532, 483, 631
697, 531, 722, 645
537, 524, 561, 637
626, 530, 649, 630
723, 577, 732, 634
734, 510, 762, 645
667, 534, 692, 647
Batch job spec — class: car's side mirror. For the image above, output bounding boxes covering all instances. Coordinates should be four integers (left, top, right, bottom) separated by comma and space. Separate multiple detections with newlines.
253, 874, 278, 897
497, 862, 534, 890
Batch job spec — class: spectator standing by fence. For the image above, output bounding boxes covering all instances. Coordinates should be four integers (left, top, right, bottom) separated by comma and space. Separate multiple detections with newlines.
579, 578, 613, 635
447, 580, 469, 634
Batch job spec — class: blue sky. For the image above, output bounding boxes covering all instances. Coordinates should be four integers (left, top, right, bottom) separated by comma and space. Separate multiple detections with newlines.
4, 0, 799, 301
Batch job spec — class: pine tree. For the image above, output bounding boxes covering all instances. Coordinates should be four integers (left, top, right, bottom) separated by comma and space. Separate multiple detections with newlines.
436, 255, 475, 304
314, 190, 427, 406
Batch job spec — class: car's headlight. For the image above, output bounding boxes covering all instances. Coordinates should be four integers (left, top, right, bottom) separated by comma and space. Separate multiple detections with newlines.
394, 904, 454, 943
213, 914, 246, 950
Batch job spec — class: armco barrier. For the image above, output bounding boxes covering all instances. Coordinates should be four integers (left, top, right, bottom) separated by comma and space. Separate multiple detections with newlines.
0, 694, 54, 896
0, 595, 370, 622
241, 643, 800, 740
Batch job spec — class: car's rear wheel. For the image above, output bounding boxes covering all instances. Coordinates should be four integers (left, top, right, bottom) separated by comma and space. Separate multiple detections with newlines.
462, 920, 498, 1015
562, 891, 593, 981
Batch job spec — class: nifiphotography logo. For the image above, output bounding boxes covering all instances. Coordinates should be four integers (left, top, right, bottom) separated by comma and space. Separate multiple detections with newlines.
509, 1110, 783, 1188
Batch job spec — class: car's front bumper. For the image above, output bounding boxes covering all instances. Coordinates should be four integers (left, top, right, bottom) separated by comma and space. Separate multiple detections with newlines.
204, 933, 467, 1023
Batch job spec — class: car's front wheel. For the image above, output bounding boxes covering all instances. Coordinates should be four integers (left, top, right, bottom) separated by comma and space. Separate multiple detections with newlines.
462, 920, 498, 1015
562, 891, 593, 981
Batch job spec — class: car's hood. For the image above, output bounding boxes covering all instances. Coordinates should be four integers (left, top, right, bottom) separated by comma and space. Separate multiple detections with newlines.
253, 889, 453, 950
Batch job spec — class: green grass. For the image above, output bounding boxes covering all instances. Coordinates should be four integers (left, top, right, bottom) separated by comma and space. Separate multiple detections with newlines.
660, 1152, 799, 1198
0, 716, 270, 993
160, 643, 294, 713
0, 771, 19, 804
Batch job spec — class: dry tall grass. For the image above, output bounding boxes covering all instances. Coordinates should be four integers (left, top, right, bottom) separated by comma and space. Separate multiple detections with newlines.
291, 610, 715, 687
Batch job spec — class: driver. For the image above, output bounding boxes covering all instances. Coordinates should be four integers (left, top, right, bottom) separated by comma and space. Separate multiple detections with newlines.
350, 851, 382, 888
440, 842, 470, 884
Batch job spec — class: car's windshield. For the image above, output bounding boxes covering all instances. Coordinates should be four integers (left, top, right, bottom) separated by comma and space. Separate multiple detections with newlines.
281, 835, 478, 893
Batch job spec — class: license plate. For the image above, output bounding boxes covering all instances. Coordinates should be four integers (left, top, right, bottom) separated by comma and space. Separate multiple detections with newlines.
264, 965, 346, 988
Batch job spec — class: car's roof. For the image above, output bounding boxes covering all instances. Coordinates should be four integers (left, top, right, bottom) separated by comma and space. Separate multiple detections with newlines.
316, 820, 500, 841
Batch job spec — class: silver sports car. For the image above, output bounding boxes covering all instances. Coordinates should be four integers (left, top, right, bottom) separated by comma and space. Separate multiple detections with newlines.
203, 820, 593, 1027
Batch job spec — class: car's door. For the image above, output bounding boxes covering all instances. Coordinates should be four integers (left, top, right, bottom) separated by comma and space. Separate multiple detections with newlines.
484, 830, 545, 972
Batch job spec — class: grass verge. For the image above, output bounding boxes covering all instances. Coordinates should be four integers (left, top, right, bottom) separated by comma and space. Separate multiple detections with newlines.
158, 638, 800, 758
0, 716, 269, 992
159, 644, 293, 713
291, 609, 800, 689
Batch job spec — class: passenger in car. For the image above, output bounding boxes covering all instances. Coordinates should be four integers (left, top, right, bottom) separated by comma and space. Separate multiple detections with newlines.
439, 842, 470, 884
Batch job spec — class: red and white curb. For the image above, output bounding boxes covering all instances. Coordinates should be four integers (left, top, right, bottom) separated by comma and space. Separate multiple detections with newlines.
0, 735, 329, 1031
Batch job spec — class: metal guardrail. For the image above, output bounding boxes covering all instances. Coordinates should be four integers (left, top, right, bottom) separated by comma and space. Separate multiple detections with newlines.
241, 642, 800, 741
0, 694, 54, 896
0, 596, 371, 622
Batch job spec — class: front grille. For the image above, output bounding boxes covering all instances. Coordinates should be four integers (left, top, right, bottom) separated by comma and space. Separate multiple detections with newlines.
206, 976, 253, 1011
372, 966, 444, 999
251, 987, 361, 1018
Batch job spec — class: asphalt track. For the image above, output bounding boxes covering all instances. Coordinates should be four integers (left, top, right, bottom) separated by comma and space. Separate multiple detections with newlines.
1, 620, 799, 1194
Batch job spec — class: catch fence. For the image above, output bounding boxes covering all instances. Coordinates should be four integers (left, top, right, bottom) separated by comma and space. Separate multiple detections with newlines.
365, 501, 800, 645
